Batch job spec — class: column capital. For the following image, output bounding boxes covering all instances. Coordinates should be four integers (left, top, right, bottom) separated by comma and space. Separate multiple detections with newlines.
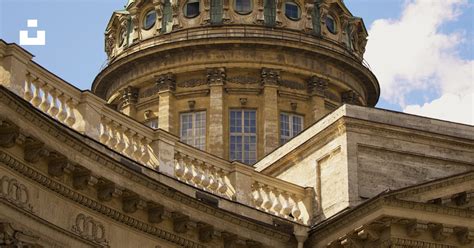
119, 86, 139, 107
156, 72, 176, 92
308, 75, 328, 96
207, 67, 226, 86
341, 90, 359, 105
261, 68, 280, 87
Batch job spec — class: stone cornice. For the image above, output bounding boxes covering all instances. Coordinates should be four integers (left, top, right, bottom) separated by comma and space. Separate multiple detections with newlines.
0, 151, 205, 248
0, 86, 295, 242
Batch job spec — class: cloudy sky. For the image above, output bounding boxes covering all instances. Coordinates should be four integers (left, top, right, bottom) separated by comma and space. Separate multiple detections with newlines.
0, 0, 473, 124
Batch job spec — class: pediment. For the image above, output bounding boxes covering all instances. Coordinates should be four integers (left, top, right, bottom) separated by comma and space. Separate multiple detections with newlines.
387, 171, 474, 210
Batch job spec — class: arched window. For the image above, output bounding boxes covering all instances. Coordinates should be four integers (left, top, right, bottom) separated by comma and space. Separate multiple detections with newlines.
210, 0, 223, 24
325, 15, 337, 34
235, 0, 252, 14
143, 10, 157, 30
264, 0, 276, 26
184, 0, 200, 18
284, 1, 300, 20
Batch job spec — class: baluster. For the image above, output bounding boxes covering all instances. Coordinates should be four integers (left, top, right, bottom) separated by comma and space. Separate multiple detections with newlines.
39, 85, 51, 112
192, 161, 202, 185
65, 99, 77, 126
200, 165, 210, 188
271, 189, 282, 215
131, 134, 141, 160
47, 89, 59, 118
139, 138, 151, 164
208, 168, 219, 191
290, 195, 301, 220
115, 125, 126, 153
261, 185, 272, 211
31, 80, 42, 107
99, 117, 110, 144
174, 153, 185, 178
217, 171, 228, 194
281, 192, 292, 217
252, 183, 263, 208
24, 74, 33, 101
183, 157, 193, 181
123, 129, 134, 156
106, 122, 118, 148
57, 94, 68, 122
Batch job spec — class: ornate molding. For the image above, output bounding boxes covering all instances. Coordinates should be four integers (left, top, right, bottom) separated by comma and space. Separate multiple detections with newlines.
0, 221, 40, 247
227, 76, 259, 85
155, 73, 176, 92
177, 79, 206, 88
307, 75, 328, 96
71, 213, 109, 247
261, 68, 280, 87
0, 175, 33, 212
279, 80, 306, 90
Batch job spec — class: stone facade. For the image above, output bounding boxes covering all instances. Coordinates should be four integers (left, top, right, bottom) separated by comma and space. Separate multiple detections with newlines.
0, 0, 473, 247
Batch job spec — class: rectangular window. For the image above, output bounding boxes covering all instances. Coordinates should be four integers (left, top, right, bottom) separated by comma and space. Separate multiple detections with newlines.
280, 113, 303, 145
230, 109, 257, 165
180, 111, 206, 150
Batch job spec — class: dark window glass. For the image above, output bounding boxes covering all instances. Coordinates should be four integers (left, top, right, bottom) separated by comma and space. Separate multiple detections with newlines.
285, 2, 300, 20
185, 0, 200, 17
230, 109, 257, 165
264, 0, 276, 26
143, 10, 157, 30
235, 0, 252, 14
326, 15, 337, 34
210, 0, 223, 24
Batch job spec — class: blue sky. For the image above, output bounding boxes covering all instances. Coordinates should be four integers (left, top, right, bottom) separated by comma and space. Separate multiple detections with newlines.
0, 0, 473, 124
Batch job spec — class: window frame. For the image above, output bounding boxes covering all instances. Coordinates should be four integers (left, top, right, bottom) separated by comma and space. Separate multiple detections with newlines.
180, 111, 207, 150
325, 14, 338, 34
229, 109, 257, 165
234, 0, 253, 15
142, 9, 157, 30
184, 0, 201, 18
284, 1, 301, 21
279, 112, 304, 145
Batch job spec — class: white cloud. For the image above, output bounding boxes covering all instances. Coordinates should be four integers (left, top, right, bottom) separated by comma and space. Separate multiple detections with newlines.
365, 0, 474, 124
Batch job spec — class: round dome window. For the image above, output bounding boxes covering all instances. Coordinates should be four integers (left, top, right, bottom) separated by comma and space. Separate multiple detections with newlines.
325, 15, 337, 34
184, 0, 200, 18
285, 1, 300, 20
143, 10, 157, 30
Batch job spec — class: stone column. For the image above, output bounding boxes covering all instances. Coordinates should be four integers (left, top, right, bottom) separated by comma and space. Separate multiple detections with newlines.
207, 67, 225, 157
261, 68, 280, 155
156, 73, 176, 134
308, 76, 328, 122
120, 86, 139, 118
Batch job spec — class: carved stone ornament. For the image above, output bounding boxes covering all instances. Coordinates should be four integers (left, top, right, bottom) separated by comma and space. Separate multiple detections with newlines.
261, 68, 280, 86
198, 223, 218, 243
122, 194, 146, 213
156, 73, 176, 92
24, 137, 49, 163
0, 175, 33, 212
341, 90, 359, 104
148, 203, 165, 223
48, 152, 75, 177
0, 120, 19, 148
71, 213, 109, 246
97, 181, 122, 202
172, 212, 196, 234
0, 221, 40, 247
307, 75, 328, 95
119, 86, 139, 107
73, 169, 98, 190
207, 67, 226, 86
105, 32, 116, 58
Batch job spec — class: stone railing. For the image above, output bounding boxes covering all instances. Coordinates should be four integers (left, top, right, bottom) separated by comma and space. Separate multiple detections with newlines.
0, 40, 314, 225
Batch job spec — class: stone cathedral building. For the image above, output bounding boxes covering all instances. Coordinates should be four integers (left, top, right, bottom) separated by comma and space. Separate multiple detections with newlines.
0, 0, 473, 247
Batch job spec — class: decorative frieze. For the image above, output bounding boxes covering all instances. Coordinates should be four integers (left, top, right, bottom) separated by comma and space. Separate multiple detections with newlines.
71, 213, 109, 246
0, 175, 33, 212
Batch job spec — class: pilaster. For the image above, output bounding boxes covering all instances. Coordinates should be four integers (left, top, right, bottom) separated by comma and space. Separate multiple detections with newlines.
120, 86, 139, 118
308, 75, 328, 122
261, 68, 280, 155
207, 67, 225, 157
229, 162, 254, 205
156, 73, 176, 134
